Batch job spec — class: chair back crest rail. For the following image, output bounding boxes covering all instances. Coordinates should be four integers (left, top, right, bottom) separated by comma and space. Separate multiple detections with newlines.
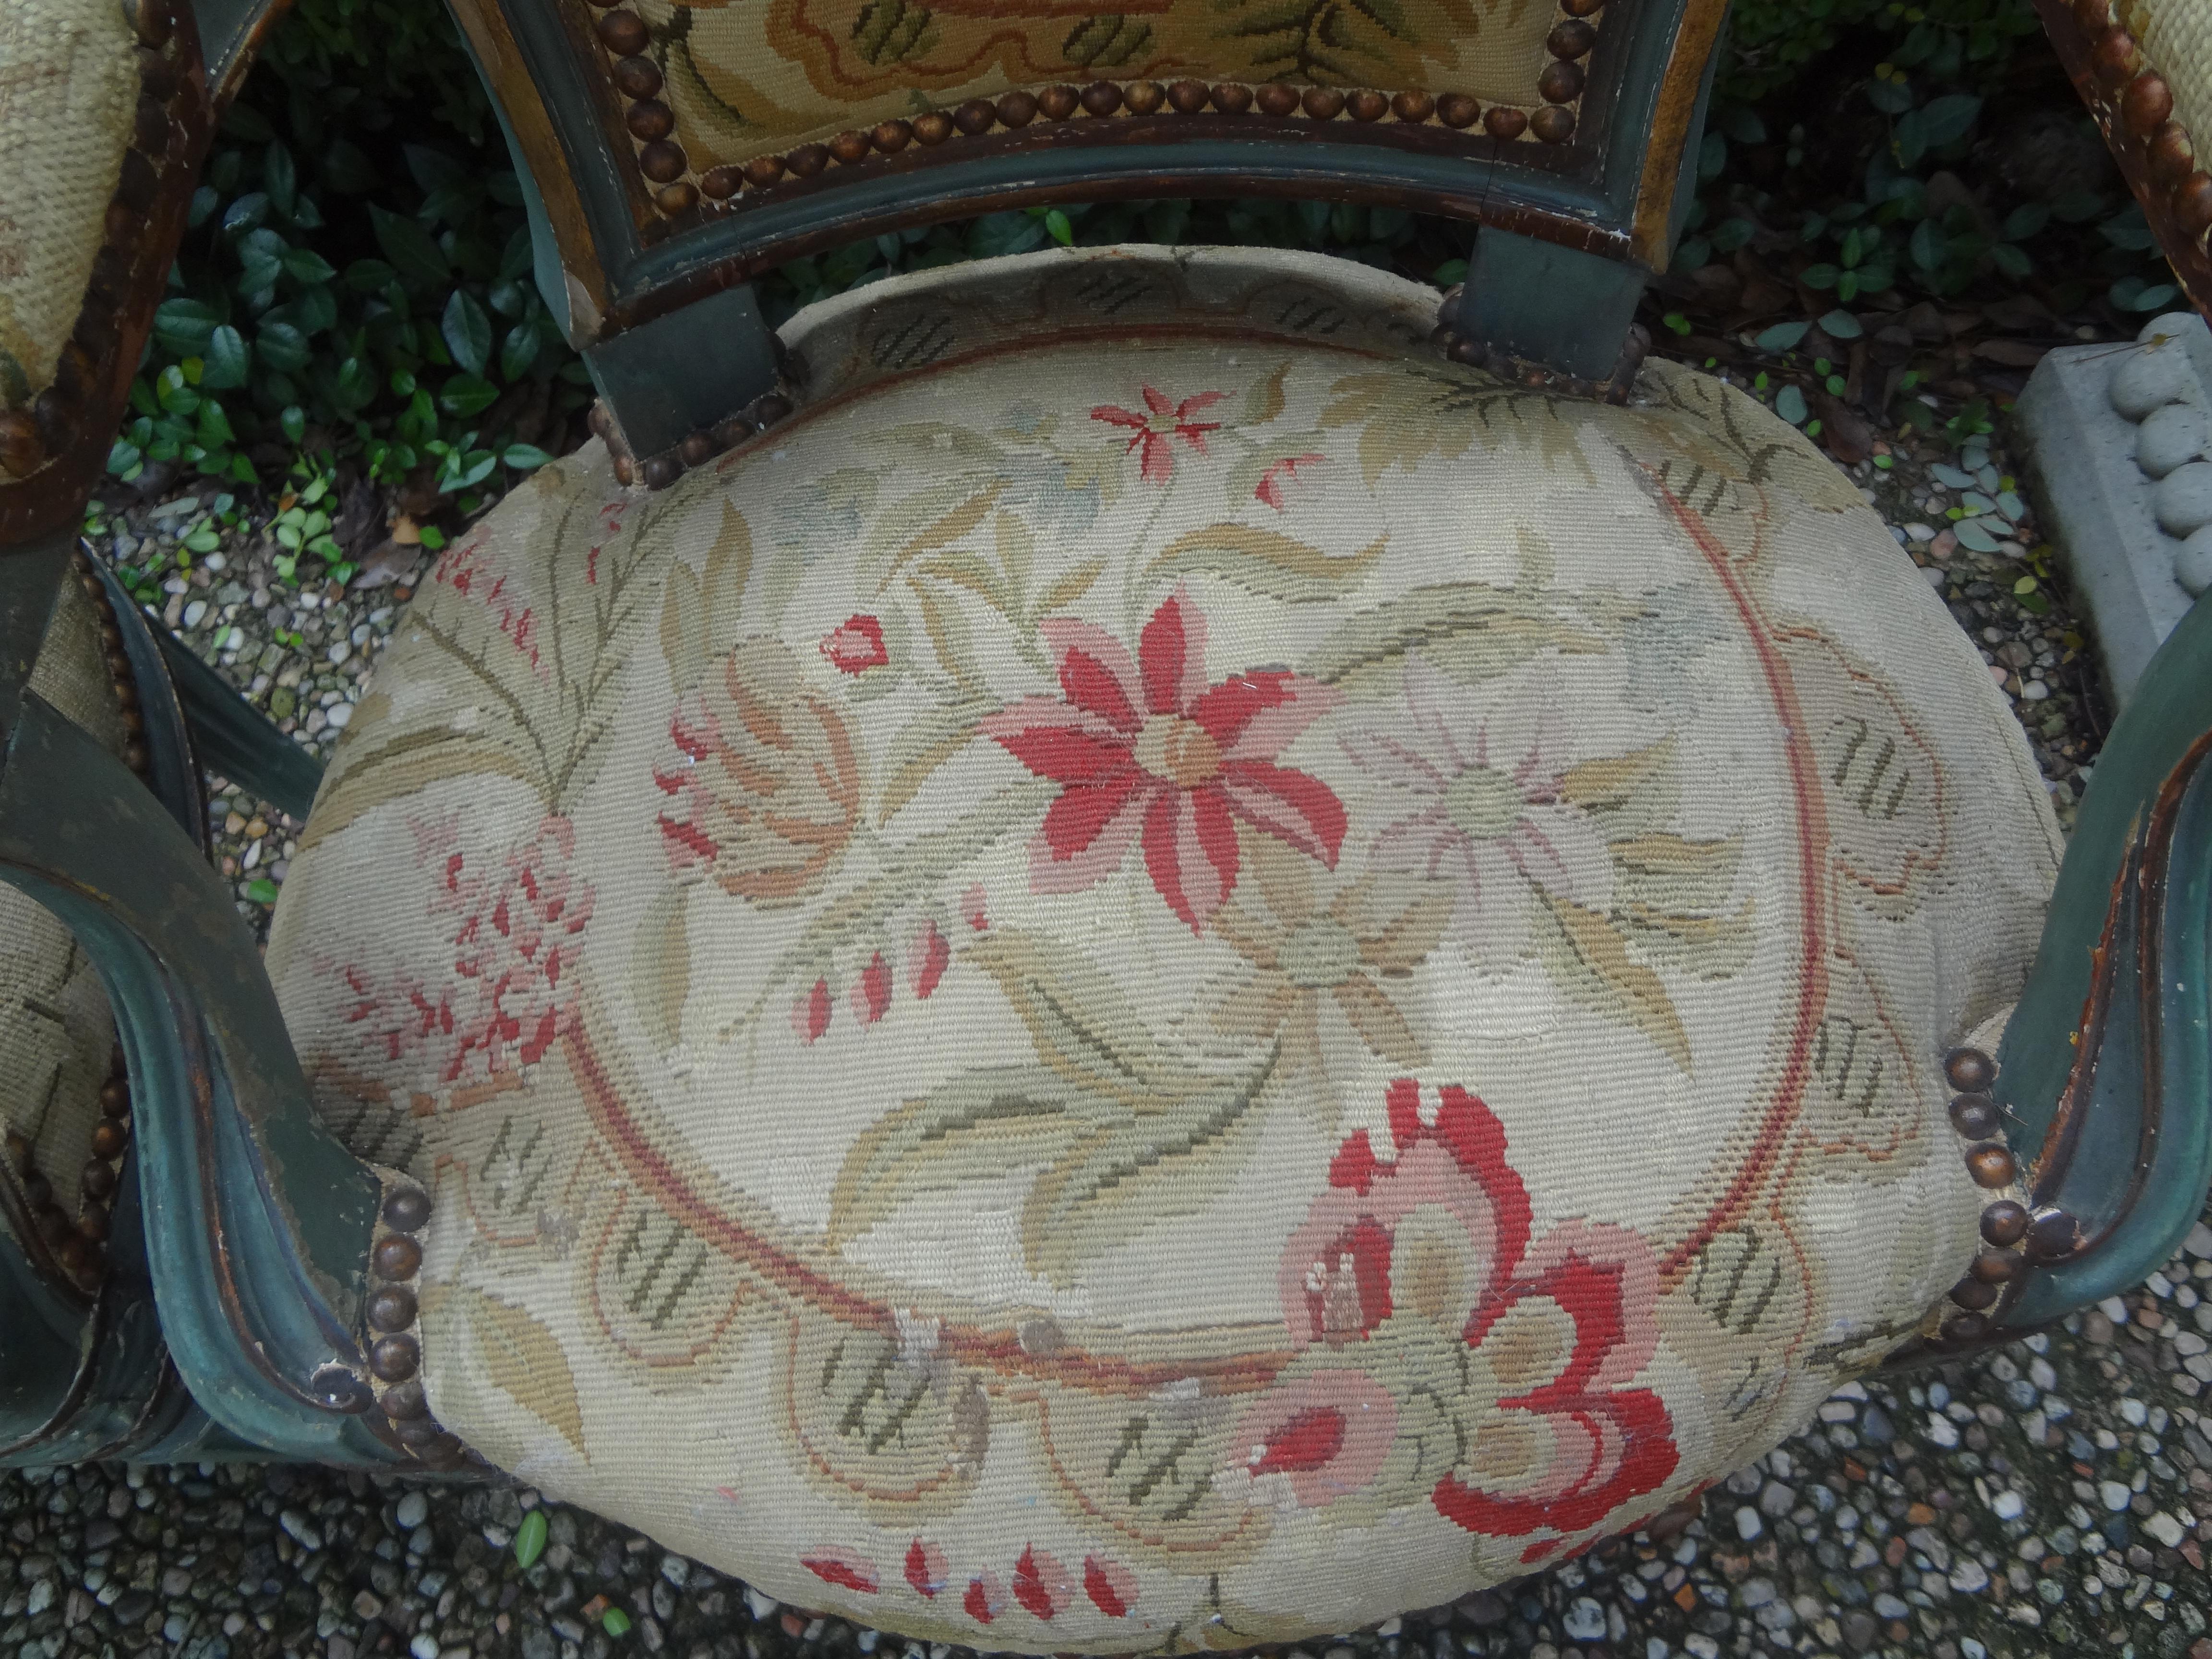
451, 0, 1725, 458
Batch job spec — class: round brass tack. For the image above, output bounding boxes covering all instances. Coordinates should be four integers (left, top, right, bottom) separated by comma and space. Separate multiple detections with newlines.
1970, 1250, 2026, 1285
612, 453, 637, 487
826, 129, 871, 165
641, 454, 681, 491
679, 429, 718, 468
1548, 18, 1599, 59
784, 144, 829, 179
872, 119, 913, 153
382, 1189, 431, 1233
709, 413, 755, 448
1037, 84, 1080, 120
593, 9, 649, 56
995, 91, 1038, 128
1256, 82, 1300, 118
1482, 104, 1527, 139
745, 391, 793, 426
1538, 61, 1586, 103
2072, 0, 2112, 28
1210, 83, 1253, 115
54, 1234, 89, 1275
1123, 81, 1166, 116
125, 0, 173, 49
1981, 1200, 2030, 1246
1530, 105, 1577, 144
1561, 0, 1605, 14
392, 1414, 445, 1445
137, 45, 179, 101
624, 100, 675, 142
310, 1365, 373, 1413
1941, 1311, 1989, 1343
99, 1081, 129, 1126
1944, 1047, 1996, 1094
1949, 1094, 2000, 1140
610, 54, 661, 99
3, 1130, 28, 1173
2175, 172, 2212, 239
1965, 1143, 2018, 1189
637, 140, 687, 184
90, 1121, 126, 1161
122, 741, 150, 775
699, 165, 741, 200
368, 1334, 421, 1383
1167, 80, 1210, 114
1950, 1275, 1999, 1311
77, 1209, 110, 1244
2026, 1209, 2080, 1262
654, 182, 697, 217
0, 410, 43, 481
1392, 89, 1435, 123
911, 110, 953, 145
741, 155, 786, 188
372, 1234, 423, 1281
382, 1377, 429, 1419
366, 1284, 419, 1332
2092, 25, 2143, 87
1081, 80, 1123, 117
2150, 120, 2195, 186
1301, 86, 1346, 120
2124, 72, 2174, 136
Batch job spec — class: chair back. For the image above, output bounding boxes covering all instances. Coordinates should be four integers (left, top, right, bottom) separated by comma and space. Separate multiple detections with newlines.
451, 0, 1727, 455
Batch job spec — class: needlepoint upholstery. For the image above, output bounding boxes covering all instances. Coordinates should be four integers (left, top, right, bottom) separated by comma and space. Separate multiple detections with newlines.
268, 248, 2060, 1650
1, 565, 127, 1249
0, 0, 139, 417
624, 1, 1572, 175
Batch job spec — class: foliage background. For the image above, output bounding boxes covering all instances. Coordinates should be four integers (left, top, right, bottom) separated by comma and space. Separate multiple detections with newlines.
100, 0, 2169, 599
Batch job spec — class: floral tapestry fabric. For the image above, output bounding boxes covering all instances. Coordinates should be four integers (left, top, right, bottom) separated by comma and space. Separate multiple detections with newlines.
267, 248, 2063, 1652
628, 0, 1569, 172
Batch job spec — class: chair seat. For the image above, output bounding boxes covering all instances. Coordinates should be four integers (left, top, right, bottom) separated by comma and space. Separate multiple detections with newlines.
268, 247, 2061, 1649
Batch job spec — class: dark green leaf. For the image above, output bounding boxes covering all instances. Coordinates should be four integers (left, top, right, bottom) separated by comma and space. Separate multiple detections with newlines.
282, 248, 337, 285
1756, 320, 1811, 352
258, 320, 312, 373
503, 443, 553, 470
1801, 263, 1839, 290
1919, 94, 1983, 148
280, 405, 306, 443
439, 373, 499, 418
222, 193, 270, 236
264, 142, 297, 215
499, 322, 539, 382
202, 325, 251, 389
1776, 384, 1808, 425
1710, 216, 1758, 253
154, 298, 222, 356
370, 206, 451, 289
442, 290, 493, 377
1817, 309, 1862, 339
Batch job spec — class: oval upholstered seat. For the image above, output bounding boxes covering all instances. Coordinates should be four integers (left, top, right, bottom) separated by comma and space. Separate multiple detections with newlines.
267, 247, 2061, 1649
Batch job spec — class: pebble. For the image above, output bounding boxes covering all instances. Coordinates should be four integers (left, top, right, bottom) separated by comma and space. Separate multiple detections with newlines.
397, 1489, 430, 1529
1563, 1599, 1607, 1640
1734, 1505, 1763, 1541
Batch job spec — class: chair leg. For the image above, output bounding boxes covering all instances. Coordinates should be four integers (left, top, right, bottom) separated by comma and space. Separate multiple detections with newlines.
585, 282, 784, 462
0, 690, 400, 1463
1459, 227, 1649, 382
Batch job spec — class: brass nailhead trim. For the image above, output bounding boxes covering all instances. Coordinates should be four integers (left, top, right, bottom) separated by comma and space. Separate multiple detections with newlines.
588, 0, 1606, 222
2063, 10, 2212, 250
362, 1181, 467, 1466
1430, 283, 1651, 405
1932, 1046, 2062, 1346
595, 388, 795, 493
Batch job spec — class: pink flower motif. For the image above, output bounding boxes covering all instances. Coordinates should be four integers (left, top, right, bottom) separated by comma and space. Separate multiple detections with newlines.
1263, 1079, 1678, 1541
908, 922, 950, 998
1347, 660, 1611, 967
821, 614, 890, 674
1091, 386, 1225, 483
801, 1551, 878, 1593
1255, 453, 1325, 509
437, 817, 595, 1082
962, 1573, 1004, 1624
960, 882, 988, 932
851, 952, 891, 1025
903, 1539, 947, 1599
1010, 1546, 1072, 1620
793, 978, 832, 1043
1082, 1556, 1138, 1618
980, 589, 1346, 932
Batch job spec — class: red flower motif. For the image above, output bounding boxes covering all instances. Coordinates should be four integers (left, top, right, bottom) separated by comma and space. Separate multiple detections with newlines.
1082, 1556, 1138, 1618
851, 952, 891, 1025
980, 589, 1346, 932
1010, 1546, 1072, 1620
801, 1551, 878, 1593
962, 1572, 1004, 1623
792, 978, 832, 1043
908, 921, 950, 999
821, 614, 889, 674
1255, 453, 1325, 509
1267, 1079, 1678, 1541
1091, 386, 1225, 483
437, 817, 595, 1081
903, 1539, 947, 1599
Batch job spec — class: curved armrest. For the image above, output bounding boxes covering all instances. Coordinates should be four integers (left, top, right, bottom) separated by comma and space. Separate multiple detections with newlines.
0, 687, 397, 1460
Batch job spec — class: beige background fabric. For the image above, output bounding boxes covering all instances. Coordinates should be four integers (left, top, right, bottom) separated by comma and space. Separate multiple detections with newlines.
270, 248, 2059, 1652
2130, 1, 2212, 187
643, 0, 1567, 170
0, 0, 138, 415
0, 567, 126, 1243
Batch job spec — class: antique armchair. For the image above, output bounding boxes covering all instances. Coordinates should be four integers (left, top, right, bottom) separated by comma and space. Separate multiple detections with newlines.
6, 0, 2212, 1647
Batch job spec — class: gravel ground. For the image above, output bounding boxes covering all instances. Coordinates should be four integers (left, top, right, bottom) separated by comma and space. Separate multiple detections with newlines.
6, 350, 2187, 1659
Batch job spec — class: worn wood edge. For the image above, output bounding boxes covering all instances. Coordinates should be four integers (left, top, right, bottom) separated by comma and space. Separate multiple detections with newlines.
449, 0, 619, 331
0, 8, 216, 549
1628, 0, 1730, 264
2037, 0, 2212, 319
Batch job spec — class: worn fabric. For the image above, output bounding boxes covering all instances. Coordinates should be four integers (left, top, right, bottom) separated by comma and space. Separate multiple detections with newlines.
268, 247, 2060, 1652
0, 0, 138, 415
2130, 0, 2212, 187
637, 0, 1565, 172
0, 566, 126, 1240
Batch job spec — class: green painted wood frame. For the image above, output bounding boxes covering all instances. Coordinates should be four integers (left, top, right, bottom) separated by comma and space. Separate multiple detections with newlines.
451, 0, 1728, 455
